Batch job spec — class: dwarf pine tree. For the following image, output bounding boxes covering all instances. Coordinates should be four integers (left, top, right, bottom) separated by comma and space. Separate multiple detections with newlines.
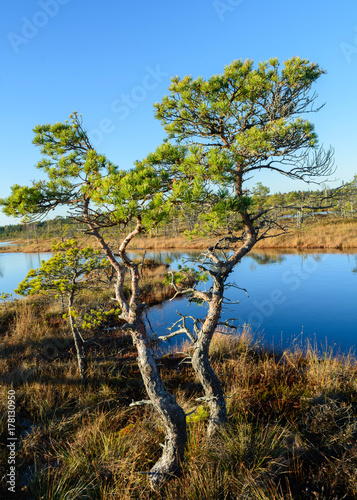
15, 240, 110, 382
1, 113, 186, 489
147, 57, 335, 435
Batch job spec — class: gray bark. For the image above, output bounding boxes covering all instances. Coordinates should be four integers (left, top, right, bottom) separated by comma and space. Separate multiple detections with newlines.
191, 344, 227, 436
191, 274, 227, 436
68, 304, 88, 383
88, 220, 187, 489
131, 320, 186, 489
189, 220, 257, 436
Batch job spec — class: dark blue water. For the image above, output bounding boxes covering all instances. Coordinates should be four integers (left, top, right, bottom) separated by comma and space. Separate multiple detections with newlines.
147, 251, 357, 354
1, 249, 356, 353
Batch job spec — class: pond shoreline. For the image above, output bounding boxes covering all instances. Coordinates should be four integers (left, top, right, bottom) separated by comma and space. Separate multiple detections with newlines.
1, 218, 357, 253
1, 249, 357, 354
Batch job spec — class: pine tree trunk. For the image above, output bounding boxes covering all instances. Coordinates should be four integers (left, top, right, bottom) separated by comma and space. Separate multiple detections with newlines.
88, 222, 187, 489
189, 229, 257, 436
68, 304, 88, 383
191, 275, 227, 436
191, 340, 226, 436
131, 320, 186, 490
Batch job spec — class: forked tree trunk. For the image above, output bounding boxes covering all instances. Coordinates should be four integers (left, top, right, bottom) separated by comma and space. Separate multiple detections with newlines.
88, 223, 187, 489
189, 227, 257, 436
132, 320, 186, 490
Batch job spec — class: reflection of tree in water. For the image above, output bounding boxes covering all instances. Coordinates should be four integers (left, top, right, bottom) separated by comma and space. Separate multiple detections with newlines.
130, 250, 201, 267
26, 253, 42, 270
250, 253, 286, 266
0, 264, 3, 278
300, 253, 323, 264
351, 254, 357, 274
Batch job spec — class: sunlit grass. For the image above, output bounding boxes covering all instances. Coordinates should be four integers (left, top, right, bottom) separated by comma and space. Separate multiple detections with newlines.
255, 217, 357, 250
4, 217, 357, 253
1, 294, 357, 498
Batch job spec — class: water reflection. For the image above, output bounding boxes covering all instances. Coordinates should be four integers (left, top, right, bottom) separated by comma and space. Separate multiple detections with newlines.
0, 252, 53, 296
129, 250, 202, 266
250, 253, 286, 266
0, 241, 15, 247
1, 249, 357, 354
147, 251, 357, 355
351, 255, 357, 274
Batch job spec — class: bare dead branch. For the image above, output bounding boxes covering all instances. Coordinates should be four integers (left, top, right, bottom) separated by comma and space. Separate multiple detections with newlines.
129, 400, 153, 408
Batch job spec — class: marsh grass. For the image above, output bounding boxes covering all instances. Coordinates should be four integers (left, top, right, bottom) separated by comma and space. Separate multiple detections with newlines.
3, 217, 357, 253
255, 217, 357, 250
1, 296, 357, 498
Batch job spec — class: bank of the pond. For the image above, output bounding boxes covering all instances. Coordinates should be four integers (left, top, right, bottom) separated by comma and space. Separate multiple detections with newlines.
133, 219, 357, 251
1, 249, 357, 498
1, 246, 357, 354
0, 253, 177, 309
1, 325, 357, 499
1, 218, 357, 252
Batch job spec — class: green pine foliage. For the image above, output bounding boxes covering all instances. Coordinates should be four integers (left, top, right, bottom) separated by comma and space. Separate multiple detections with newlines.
16, 240, 109, 298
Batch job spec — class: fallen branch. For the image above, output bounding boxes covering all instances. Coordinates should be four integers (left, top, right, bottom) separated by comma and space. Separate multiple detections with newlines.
129, 399, 153, 408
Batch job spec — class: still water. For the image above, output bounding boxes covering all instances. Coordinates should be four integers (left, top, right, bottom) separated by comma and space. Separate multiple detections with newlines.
147, 251, 357, 354
0, 248, 356, 353
0, 251, 53, 297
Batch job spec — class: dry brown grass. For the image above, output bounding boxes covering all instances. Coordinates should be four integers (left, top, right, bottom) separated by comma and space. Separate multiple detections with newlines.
129, 218, 357, 251
1, 304, 357, 499
2, 217, 357, 253
255, 218, 357, 250
0, 238, 56, 253
138, 262, 175, 306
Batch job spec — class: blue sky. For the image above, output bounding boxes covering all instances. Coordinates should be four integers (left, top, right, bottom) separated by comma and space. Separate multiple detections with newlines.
1, 0, 357, 226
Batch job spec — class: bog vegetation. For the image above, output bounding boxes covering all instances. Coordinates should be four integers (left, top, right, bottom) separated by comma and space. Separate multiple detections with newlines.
1, 56, 357, 498
1, 303, 357, 499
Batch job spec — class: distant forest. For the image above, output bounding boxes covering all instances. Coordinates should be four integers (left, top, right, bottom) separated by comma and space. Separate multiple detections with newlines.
1, 179, 356, 242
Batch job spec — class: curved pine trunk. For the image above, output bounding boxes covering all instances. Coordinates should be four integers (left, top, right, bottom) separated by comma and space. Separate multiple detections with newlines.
191, 342, 227, 436
132, 320, 187, 490
191, 275, 227, 436
89, 224, 187, 489
189, 230, 257, 435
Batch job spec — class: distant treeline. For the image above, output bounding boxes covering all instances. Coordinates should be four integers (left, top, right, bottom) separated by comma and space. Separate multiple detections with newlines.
0, 217, 82, 242
1, 177, 356, 241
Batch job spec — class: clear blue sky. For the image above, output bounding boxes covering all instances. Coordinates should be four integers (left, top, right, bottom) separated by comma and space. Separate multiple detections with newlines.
1, 0, 356, 226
